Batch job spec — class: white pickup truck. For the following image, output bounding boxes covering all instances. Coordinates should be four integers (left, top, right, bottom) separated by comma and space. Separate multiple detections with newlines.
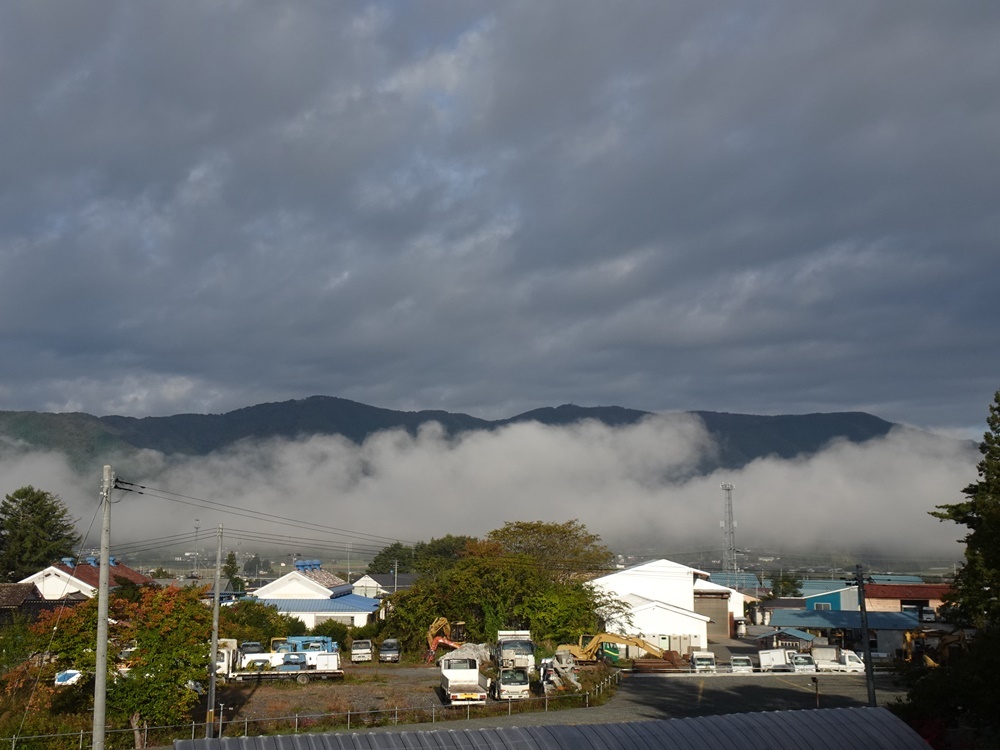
811, 646, 865, 673
440, 656, 490, 705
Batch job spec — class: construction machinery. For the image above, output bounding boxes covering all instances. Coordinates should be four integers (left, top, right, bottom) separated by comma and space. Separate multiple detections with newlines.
554, 633, 680, 666
425, 617, 467, 663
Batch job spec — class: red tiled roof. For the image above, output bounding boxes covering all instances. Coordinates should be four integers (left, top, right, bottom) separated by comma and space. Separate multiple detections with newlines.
865, 583, 952, 600
52, 562, 155, 588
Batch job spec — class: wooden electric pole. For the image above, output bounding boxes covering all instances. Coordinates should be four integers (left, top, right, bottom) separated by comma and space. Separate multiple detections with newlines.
206, 525, 223, 738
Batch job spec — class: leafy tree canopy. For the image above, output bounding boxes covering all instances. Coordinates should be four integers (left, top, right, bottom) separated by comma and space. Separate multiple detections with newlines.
385, 522, 618, 652
19, 585, 212, 745
0, 486, 81, 581
367, 541, 415, 575
222, 551, 245, 591
413, 535, 476, 576
484, 519, 614, 583
766, 573, 803, 599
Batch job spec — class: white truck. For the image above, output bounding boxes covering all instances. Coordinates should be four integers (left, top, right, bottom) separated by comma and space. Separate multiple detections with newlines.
492, 666, 532, 700
350, 639, 374, 663
758, 648, 817, 673
729, 655, 754, 673
439, 656, 490, 705
217, 639, 344, 684
811, 646, 865, 673
495, 630, 536, 675
689, 651, 717, 673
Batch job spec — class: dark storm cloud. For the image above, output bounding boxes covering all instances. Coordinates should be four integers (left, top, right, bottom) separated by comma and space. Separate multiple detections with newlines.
0, 1, 997, 430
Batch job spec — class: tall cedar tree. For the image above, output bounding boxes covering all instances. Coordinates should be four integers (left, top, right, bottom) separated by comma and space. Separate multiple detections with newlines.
891, 390, 1000, 746
0, 486, 81, 581
932, 389, 1000, 628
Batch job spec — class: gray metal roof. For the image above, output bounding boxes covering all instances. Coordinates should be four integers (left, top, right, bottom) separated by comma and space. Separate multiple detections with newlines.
768, 609, 919, 630
174, 707, 926, 750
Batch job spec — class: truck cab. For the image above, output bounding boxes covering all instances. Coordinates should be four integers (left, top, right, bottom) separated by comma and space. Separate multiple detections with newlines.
690, 651, 717, 673
729, 655, 754, 673
350, 639, 374, 663
492, 666, 531, 700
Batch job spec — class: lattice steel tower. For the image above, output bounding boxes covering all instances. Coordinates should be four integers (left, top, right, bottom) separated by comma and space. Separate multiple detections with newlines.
721, 482, 737, 575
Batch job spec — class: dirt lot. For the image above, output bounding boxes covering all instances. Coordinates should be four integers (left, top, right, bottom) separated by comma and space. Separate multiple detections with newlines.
213, 663, 468, 732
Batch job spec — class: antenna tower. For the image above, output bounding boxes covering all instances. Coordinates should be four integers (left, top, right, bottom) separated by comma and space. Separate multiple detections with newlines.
721, 482, 737, 575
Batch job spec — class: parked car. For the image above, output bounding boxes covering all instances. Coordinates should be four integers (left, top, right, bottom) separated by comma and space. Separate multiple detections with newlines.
729, 655, 754, 673
379, 638, 402, 663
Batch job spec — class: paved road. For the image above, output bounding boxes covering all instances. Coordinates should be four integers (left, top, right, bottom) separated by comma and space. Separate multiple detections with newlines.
352, 670, 908, 735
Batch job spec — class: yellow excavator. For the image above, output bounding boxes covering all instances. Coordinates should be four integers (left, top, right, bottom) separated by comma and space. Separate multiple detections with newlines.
555, 633, 685, 668
424, 617, 467, 663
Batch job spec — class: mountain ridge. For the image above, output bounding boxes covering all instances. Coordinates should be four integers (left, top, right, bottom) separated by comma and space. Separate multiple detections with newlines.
0, 395, 945, 473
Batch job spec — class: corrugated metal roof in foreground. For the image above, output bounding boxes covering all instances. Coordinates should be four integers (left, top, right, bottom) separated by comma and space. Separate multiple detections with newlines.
174, 707, 926, 750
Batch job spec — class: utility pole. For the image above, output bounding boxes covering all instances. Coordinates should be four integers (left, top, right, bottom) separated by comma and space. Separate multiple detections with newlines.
721, 482, 737, 575
855, 564, 877, 707
206, 525, 223, 738
93, 465, 114, 750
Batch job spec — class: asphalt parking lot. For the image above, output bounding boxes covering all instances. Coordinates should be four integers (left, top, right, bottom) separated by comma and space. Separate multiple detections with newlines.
352, 669, 909, 734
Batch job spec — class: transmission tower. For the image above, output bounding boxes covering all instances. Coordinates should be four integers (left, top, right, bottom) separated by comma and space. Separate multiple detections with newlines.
721, 482, 737, 575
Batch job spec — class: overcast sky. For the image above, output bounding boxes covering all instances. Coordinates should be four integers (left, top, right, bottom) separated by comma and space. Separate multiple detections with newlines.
1, 2, 998, 433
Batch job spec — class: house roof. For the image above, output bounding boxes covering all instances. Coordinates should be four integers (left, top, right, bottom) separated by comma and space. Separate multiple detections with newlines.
869, 575, 924, 584
694, 579, 733, 594
621, 594, 711, 622
708, 571, 761, 589
256, 595, 380, 614
769, 609, 920, 631
363, 573, 419, 590
27, 561, 153, 589
0, 583, 39, 607
755, 628, 816, 642
865, 583, 952, 600
799, 580, 854, 596
597, 558, 709, 581
173, 707, 927, 750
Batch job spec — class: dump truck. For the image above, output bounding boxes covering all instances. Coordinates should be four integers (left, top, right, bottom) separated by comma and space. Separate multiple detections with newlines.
689, 651, 717, 673
439, 656, 490, 705
495, 630, 536, 674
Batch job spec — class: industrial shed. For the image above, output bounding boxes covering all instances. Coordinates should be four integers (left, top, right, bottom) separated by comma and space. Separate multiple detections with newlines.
174, 707, 926, 750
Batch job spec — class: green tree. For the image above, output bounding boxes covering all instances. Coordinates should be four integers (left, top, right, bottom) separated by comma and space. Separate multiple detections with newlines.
890, 389, 1000, 745
767, 572, 803, 598
412, 534, 476, 576
222, 551, 244, 591
0, 486, 81, 581
932, 389, 1000, 629
386, 529, 616, 652
484, 520, 614, 583
23, 585, 212, 748
367, 542, 415, 575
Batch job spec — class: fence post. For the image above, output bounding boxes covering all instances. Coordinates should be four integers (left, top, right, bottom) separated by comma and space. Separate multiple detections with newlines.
347, 711, 351, 731
191, 723, 196, 740
295, 714, 299, 733
586, 692, 590, 708
79, 731, 84, 750
431, 706, 435, 723
545, 694, 548, 712
394, 707, 398, 725
244, 719, 248, 737
466, 705, 470, 721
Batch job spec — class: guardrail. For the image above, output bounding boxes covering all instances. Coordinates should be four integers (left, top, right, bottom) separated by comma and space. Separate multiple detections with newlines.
1, 673, 622, 750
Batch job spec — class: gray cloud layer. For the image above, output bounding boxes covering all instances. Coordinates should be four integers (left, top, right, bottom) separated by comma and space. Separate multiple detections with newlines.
0, 416, 974, 565
0, 2, 997, 430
